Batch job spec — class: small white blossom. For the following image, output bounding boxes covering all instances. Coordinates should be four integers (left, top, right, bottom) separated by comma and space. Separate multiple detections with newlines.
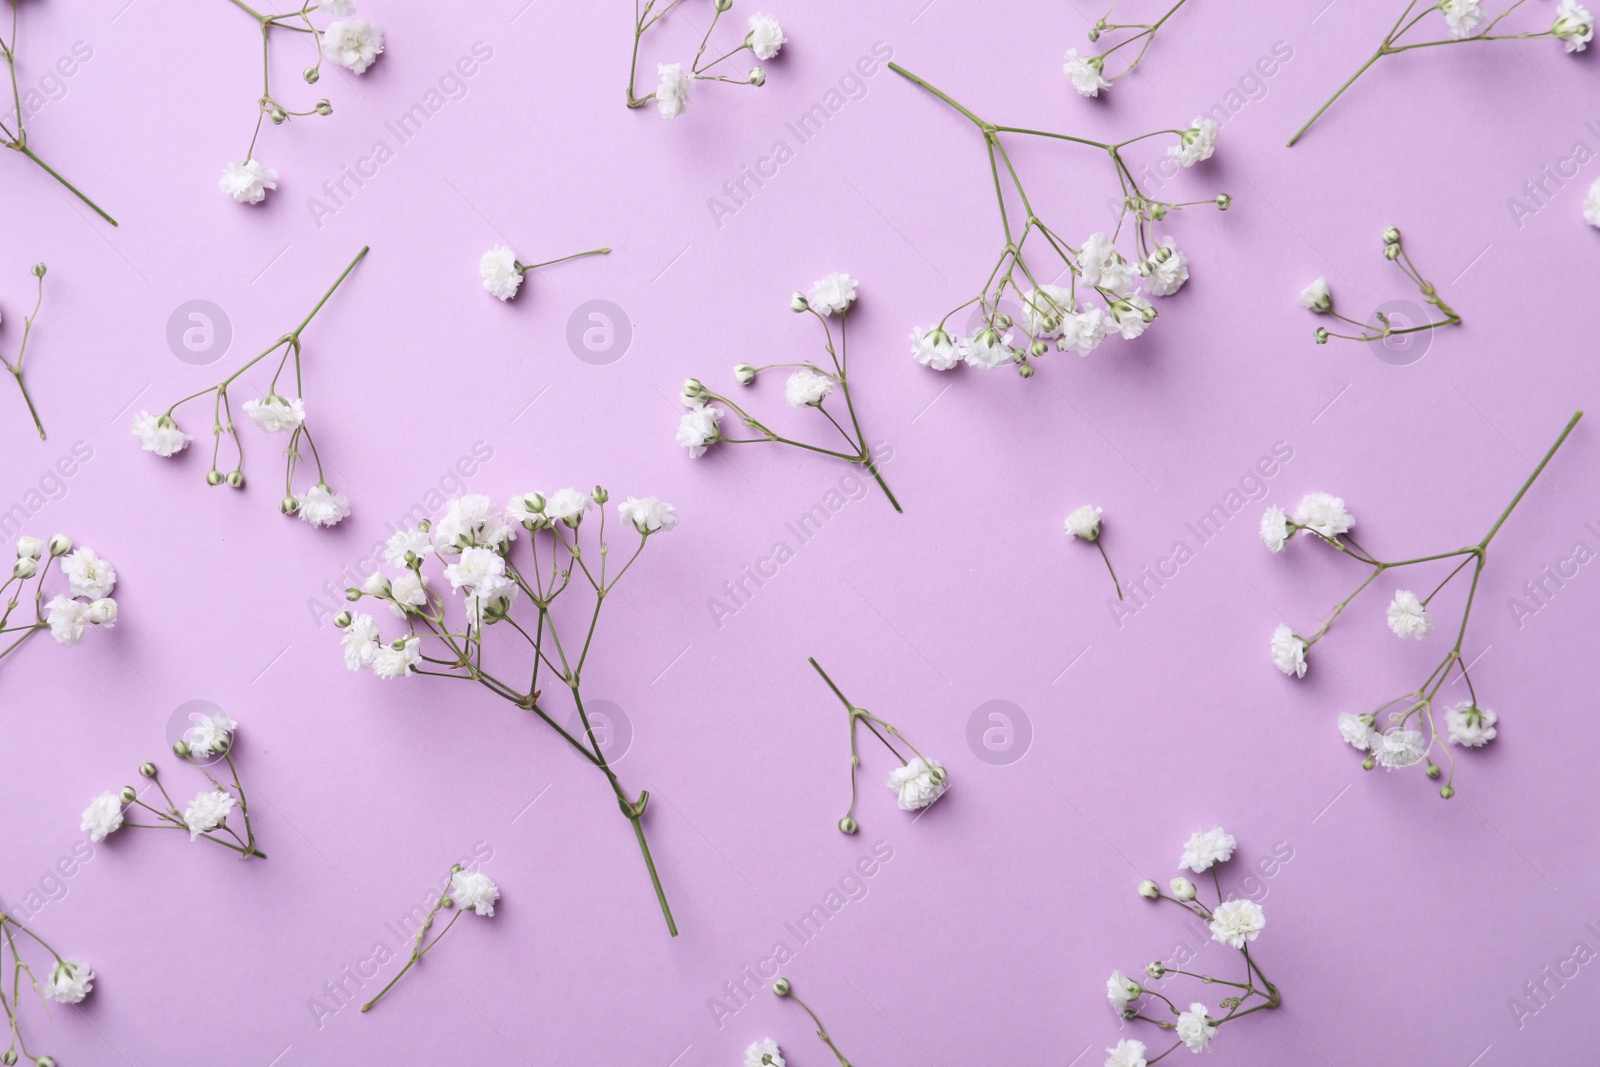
323, 18, 384, 73
964, 329, 1015, 369
184, 789, 236, 839
385, 529, 434, 568
1058, 307, 1109, 356
1104, 1040, 1148, 1067
16, 536, 44, 560
807, 272, 858, 315
435, 494, 516, 552
1270, 623, 1307, 678
1179, 826, 1237, 873
746, 14, 786, 60
46, 959, 94, 1005
184, 709, 238, 757
784, 369, 835, 407
243, 395, 306, 434
1168, 118, 1219, 168
298, 484, 351, 527
1142, 238, 1189, 297
1170, 876, 1197, 901
81, 792, 124, 842
1259, 506, 1290, 552
62, 547, 116, 599
388, 571, 428, 616
910, 326, 961, 370
372, 636, 421, 679
618, 496, 678, 533
219, 159, 278, 204
1209, 898, 1266, 948
342, 613, 381, 670
677, 405, 722, 458
46, 595, 90, 646
1445, 703, 1497, 747
1292, 491, 1354, 538
1554, 0, 1594, 50
480, 246, 523, 301
1299, 277, 1332, 313
444, 546, 505, 592
1021, 284, 1073, 336
1107, 970, 1141, 1012
1109, 295, 1154, 340
131, 410, 192, 457
1442, 0, 1484, 37
1338, 712, 1377, 751
1064, 505, 1102, 541
451, 869, 500, 916
1063, 48, 1109, 96
1372, 728, 1427, 769
887, 756, 948, 811
656, 62, 691, 117
1386, 589, 1434, 639
88, 598, 117, 627
1175, 1004, 1217, 1053
1079, 232, 1136, 295
544, 487, 591, 525
744, 1039, 785, 1067
465, 573, 519, 626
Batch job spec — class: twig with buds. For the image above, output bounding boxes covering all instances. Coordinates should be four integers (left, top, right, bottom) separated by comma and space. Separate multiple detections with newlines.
0, 908, 95, 1067
1300, 228, 1461, 345
1072, 0, 1193, 89
360, 863, 499, 1012
0, 535, 118, 668
627, 0, 784, 116
0, 264, 49, 439
772, 979, 852, 1067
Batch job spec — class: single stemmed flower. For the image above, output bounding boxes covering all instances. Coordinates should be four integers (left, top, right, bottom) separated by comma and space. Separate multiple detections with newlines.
771, 979, 852, 1067
1299, 228, 1460, 346
743, 1038, 786, 1067
1288, 0, 1594, 146
0, 2, 116, 226
0, 909, 95, 1067
809, 658, 947, 834
81, 710, 266, 860
478, 244, 612, 303
221, 0, 385, 203
131, 246, 369, 530
1108, 828, 1280, 1066
1, 264, 49, 439
678, 274, 900, 512
360, 864, 499, 1013
1066, 0, 1192, 96
1066, 505, 1122, 600
891, 63, 1230, 379
336, 488, 682, 935
1, 536, 119, 669
627, 0, 785, 117
1261, 411, 1582, 797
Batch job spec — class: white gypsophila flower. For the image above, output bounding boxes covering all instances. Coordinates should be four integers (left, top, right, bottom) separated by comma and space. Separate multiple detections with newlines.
46, 595, 90, 646
1209, 898, 1266, 948
1079, 232, 1135, 295
243, 395, 306, 434
909, 326, 961, 370
1021, 284, 1073, 337
808, 272, 859, 315
451, 869, 500, 916
16, 535, 44, 560
46, 960, 94, 1005
1168, 117, 1220, 168
184, 709, 238, 757
465, 573, 519, 626
298, 484, 351, 528
544, 487, 592, 525
342, 613, 380, 670
1554, 0, 1595, 50
1442, 0, 1484, 37
1299, 277, 1332, 313
80, 792, 124, 842
1372, 728, 1427, 769
784, 369, 835, 407
1175, 1004, 1217, 1053
88, 598, 117, 627
1260, 506, 1290, 552
677, 405, 723, 458
372, 636, 421, 679
323, 18, 383, 73
1180, 826, 1237, 873
318, 0, 355, 14
1063, 47, 1109, 96
362, 571, 391, 598
747, 14, 786, 60
1105, 1040, 1148, 1067
61, 547, 116, 599
219, 159, 278, 204
964, 329, 1015, 369
887, 756, 948, 811
1338, 712, 1377, 751
1292, 491, 1354, 538
1143, 239, 1189, 298
480, 246, 522, 301
618, 496, 678, 534
435, 494, 516, 552
744, 1038, 785, 1067
1386, 589, 1434, 639
1064, 505, 1102, 541
506, 493, 549, 530
1058, 307, 1109, 356
1270, 623, 1308, 678
1106, 970, 1141, 1012
656, 62, 690, 117
1170, 876, 1197, 901
1445, 703, 1498, 747
385, 528, 434, 568
444, 545, 506, 592
131, 410, 192, 457
1585, 178, 1600, 227
387, 570, 429, 616
1110, 296, 1154, 340
184, 789, 236, 840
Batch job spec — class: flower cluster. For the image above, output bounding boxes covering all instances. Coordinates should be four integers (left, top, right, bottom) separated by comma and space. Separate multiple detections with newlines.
1106, 828, 1280, 1065
809, 658, 947, 834
1066, 504, 1123, 599
1299, 227, 1460, 346
132, 247, 368, 529
1289, 0, 1592, 146
771, 979, 853, 1067
628, 0, 786, 118
678, 274, 900, 511
892, 63, 1229, 379
1, 536, 118, 668
220, 0, 385, 204
336, 488, 682, 935
2, 263, 50, 440
0, 907, 96, 1067
1065, 0, 1192, 96
478, 244, 611, 302
1261, 412, 1581, 796
80, 709, 266, 860
359, 864, 500, 1013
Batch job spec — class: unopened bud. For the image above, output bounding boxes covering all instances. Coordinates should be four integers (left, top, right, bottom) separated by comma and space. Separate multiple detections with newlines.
592, 485, 609, 504
31, 262, 47, 277
304, 67, 320, 84
315, 99, 333, 116
772, 978, 791, 997
1425, 762, 1442, 779
269, 108, 288, 125
734, 363, 757, 384
1017, 363, 1035, 379
1146, 961, 1167, 978
1439, 785, 1455, 799
281, 495, 300, 516
1314, 327, 1330, 344
334, 611, 353, 629
119, 786, 136, 804
13, 558, 37, 579
48, 534, 71, 557
1383, 243, 1401, 261
173, 740, 191, 758
206, 469, 224, 487
837, 816, 858, 834
790, 292, 809, 313
749, 67, 765, 86
715, 0, 732, 9
139, 762, 157, 778
226, 470, 245, 488
1029, 340, 1048, 357
1137, 879, 1160, 900
1170, 877, 1197, 902
1382, 226, 1400, 244
1362, 755, 1376, 771
1215, 194, 1232, 210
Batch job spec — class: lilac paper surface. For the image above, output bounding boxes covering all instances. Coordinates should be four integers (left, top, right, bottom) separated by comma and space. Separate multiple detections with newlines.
2, 0, 1598, 1063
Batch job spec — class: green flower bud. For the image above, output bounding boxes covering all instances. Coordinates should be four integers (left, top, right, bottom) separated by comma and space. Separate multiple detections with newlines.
12, 558, 37, 580
31, 262, 47, 277
206, 469, 224, 487
772, 978, 791, 997
139, 762, 158, 778
304, 67, 320, 84
1425, 762, 1442, 779
1361, 756, 1376, 771
173, 740, 191, 759
315, 99, 333, 117
345, 587, 362, 601
1383, 243, 1401, 261
48, 534, 72, 557
715, 0, 732, 9
790, 292, 809, 313
1215, 194, 1232, 210
1017, 363, 1035, 379
1382, 226, 1400, 244
734, 363, 757, 385
592, 485, 609, 505
837, 816, 858, 835
334, 611, 353, 629
749, 67, 765, 86
119, 786, 136, 804
226, 470, 245, 488
1314, 327, 1330, 344
281, 495, 300, 515
269, 107, 288, 125
1439, 785, 1455, 799
1137, 879, 1160, 900
1146, 961, 1167, 978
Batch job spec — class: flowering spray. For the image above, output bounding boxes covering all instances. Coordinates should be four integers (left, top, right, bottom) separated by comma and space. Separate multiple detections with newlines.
626, 0, 785, 117
1, 264, 49, 440
0, 910, 96, 1067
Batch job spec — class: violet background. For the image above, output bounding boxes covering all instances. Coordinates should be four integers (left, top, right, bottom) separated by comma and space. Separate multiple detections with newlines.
2, 0, 1598, 1063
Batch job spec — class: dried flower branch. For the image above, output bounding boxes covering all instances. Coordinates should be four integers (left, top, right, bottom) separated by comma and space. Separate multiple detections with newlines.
478, 244, 611, 302
627, 0, 785, 117
1065, 0, 1192, 96
1, 264, 49, 440
361, 864, 499, 1012
771, 979, 852, 1067
0, 909, 95, 1067
1299, 227, 1460, 346
0, 535, 117, 669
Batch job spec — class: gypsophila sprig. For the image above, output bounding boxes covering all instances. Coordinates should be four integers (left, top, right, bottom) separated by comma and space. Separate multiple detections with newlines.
771, 979, 853, 1067
743, 1038, 786, 1067
679, 276, 900, 511
0, 909, 96, 1067
1300, 227, 1460, 346
1069, 0, 1192, 94
1, 264, 50, 440
132, 246, 368, 529
0, 535, 118, 668
892, 63, 1229, 379
1066, 505, 1123, 600
627, 0, 785, 117
0, 4, 116, 225
1288, 0, 1593, 146
335, 488, 682, 935
478, 244, 612, 302
359, 863, 499, 1013
809, 658, 947, 834
1105, 829, 1280, 1065
221, 0, 385, 203
81, 712, 266, 860
1262, 411, 1582, 797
